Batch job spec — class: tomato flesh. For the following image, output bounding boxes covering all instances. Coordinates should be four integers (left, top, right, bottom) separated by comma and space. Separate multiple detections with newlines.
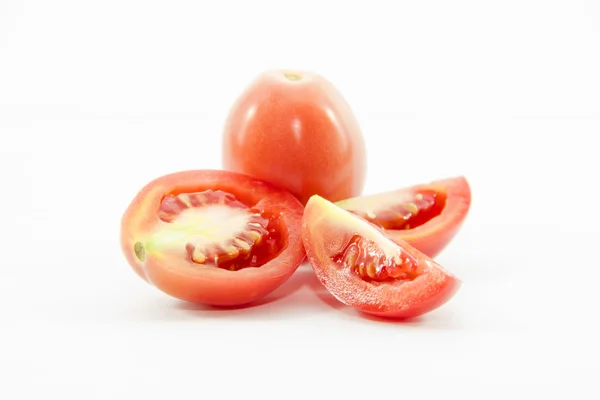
302, 195, 461, 319
121, 170, 305, 306
336, 176, 471, 258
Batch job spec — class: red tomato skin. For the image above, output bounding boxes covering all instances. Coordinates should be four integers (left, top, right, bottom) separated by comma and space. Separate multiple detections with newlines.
120, 170, 306, 306
222, 69, 367, 205
301, 195, 461, 319
361, 262, 460, 319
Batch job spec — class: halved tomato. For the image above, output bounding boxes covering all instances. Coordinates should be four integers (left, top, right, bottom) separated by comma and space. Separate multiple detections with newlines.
302, 195, 461, 319
120, 170, 306, 306
336, 176, 471, 258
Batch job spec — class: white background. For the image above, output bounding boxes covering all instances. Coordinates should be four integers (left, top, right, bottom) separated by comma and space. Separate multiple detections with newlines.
1, 0, 600, 398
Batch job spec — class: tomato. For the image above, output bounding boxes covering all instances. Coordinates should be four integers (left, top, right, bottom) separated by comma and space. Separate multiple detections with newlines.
302, 195, 461, 319
222, 69, 367, 205
335, 176, 471, 258
120, 170, 306, 306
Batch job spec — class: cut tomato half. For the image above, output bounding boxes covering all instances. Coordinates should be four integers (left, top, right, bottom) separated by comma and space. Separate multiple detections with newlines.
302, 195, 461, 319
336, 176, 471, 258
120, 170, 306, 306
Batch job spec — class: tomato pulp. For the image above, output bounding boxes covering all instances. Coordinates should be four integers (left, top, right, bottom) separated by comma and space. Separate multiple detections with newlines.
222, 69, 367, 205
336, 176, 471, 258
120, 170, 306, 306
302, 195, 461, 319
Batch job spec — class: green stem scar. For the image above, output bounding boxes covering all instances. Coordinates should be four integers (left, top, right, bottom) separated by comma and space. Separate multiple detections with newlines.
134, 242, 146, 261
284, 72, 302, 81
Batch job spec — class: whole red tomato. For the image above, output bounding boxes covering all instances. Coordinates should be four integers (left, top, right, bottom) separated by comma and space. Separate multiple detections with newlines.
222, 70, 367, 205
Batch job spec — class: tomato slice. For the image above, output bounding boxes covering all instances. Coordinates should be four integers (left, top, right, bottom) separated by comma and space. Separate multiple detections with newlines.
335, 176, 471, 258
120, 170, 306, 306
302, 195, 461, 319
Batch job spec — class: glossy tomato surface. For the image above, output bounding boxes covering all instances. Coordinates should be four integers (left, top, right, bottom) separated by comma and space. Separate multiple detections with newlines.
336, 176, 471, 258
120, 170, 305, 306
222, 69, 367, 205
302, 195, 461, 319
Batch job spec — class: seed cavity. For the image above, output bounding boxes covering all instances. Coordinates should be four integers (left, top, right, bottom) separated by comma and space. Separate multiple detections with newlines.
351, 190, 443, 231
152, 190, 280, 272
184, 210, 270, 269
335, 235, 420, 283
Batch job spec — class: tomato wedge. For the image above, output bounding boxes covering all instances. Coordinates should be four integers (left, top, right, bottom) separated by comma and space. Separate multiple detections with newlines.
336, 176, 471, 258
302, 195, 461, 319
120, 170, 306, 306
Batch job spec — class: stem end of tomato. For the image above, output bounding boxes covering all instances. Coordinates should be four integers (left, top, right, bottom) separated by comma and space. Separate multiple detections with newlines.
134, 242, 146, 261
284, 72, 302, 81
